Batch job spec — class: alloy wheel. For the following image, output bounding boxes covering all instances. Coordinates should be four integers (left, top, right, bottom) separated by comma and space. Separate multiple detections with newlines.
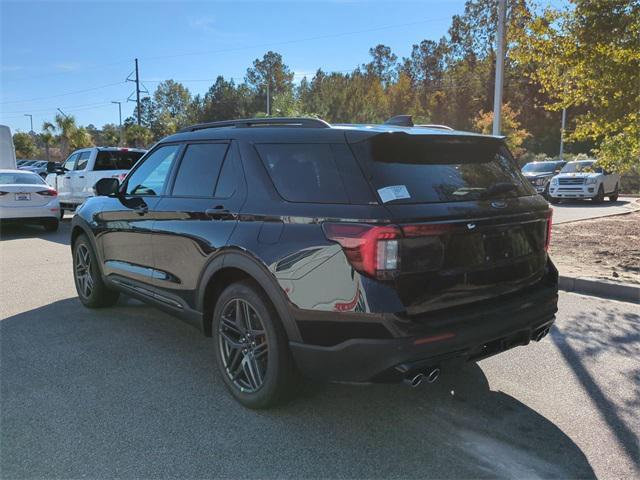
75, 244, 94, 298
218, 298, 269, 393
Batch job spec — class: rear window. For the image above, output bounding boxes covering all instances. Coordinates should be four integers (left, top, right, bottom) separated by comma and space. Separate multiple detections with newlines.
172, 143, 228, 197
350, 135, 534, 204
95, 150, 145, 171
0, 172, 46, 185
256, 143, 374, 204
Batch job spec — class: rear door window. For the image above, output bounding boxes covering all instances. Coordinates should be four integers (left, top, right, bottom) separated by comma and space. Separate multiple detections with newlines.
171, 143, 229, 197
95, 150, 145, 171
256, 143, 373, 204
350, 135, 534, 204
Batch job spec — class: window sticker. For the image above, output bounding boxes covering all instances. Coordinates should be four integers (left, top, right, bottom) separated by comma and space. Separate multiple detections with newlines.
377, 185, 411, 203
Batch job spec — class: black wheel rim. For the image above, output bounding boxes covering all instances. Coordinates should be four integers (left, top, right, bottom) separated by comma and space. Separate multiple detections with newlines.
74, 244, 94, 298
218, 298, 268, 393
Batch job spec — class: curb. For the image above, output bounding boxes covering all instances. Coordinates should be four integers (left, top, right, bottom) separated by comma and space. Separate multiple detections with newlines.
559, 275, 640, 304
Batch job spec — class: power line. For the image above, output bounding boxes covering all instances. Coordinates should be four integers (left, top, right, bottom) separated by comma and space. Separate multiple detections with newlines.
0, 81, 126, 105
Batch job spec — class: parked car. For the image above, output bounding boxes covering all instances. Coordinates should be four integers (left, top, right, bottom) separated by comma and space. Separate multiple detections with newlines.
0, 125, 17, 169
19, 160, 49, 177
45, 147, 146, 216
0, 169, 60, 231
521, 160, 566, 198
548, 159, 620, 204
71, 116, 558, 408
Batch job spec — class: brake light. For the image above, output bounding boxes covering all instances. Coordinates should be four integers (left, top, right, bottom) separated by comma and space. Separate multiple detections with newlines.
545, 210, 553, 252
37, 189, 57, 197
323, 223, 401, 279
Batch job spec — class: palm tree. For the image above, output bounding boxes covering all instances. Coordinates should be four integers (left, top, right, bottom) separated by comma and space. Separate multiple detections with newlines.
54, 114, 78, 158
40, 122, 55, 161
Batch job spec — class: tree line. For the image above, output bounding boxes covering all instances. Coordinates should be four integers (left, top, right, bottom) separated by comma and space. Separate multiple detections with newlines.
13, 0, 638, 174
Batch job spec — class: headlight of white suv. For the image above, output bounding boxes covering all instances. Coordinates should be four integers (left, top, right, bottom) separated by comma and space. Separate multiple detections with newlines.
551, 178, 559, 186
585, 177, 598, 185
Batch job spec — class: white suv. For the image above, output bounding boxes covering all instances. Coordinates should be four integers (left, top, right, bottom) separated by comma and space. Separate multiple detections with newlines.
548, 160, 620, 204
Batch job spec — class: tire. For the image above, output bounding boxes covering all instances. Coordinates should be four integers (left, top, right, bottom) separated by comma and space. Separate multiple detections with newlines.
592, 185, 605, 204
43, 218, 59, 232
609, 184, 619, 202
212, 280, 296, 409
59, 208, 65, 220
72, 234, 120, 308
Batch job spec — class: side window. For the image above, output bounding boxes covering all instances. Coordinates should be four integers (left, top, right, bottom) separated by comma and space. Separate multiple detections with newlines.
63, 153, 79, 171
125, 145, 180, 196
172, 143, 228, 197
256, 143, 349, 204
75, 151, 91, 170
214, 147, 240, 198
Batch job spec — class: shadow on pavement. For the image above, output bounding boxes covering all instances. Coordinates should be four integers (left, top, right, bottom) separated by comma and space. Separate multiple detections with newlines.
1, 297, 595, 479
551, 306, 640, 471
554, 198, 632, 208
0, 219, 71, 246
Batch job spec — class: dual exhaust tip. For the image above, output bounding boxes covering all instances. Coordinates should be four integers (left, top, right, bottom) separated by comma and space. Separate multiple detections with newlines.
533, 326, 551, 342
404, 368, 440, 388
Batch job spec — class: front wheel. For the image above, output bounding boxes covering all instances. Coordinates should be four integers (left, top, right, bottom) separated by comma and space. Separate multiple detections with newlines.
609, 184, 619, 202
73, 234, 120, 308
592, 185, 605, 204
212, 281, 296, 409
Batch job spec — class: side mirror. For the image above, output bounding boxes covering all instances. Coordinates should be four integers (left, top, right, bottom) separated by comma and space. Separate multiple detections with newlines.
94, 177, 120, 196
595, 167, 604, 174
46, 162, 57, 173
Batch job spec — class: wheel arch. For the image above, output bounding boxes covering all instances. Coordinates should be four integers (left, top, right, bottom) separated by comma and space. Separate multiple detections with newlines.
198, 250, 302, 342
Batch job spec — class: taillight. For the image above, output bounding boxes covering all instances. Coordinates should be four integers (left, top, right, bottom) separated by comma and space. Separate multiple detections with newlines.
545, 209, 553, 252
37, 189, 57, 197
322, 223, 401, 279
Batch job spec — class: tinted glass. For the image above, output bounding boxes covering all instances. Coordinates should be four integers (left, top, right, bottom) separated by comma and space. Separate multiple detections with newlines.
172, 143, 228, 197
256, 143, 349, 203
125, 145, 180, 196
0, 172, 46, 185
95, 150, 145, 171
350, 136, 533, 204
214, 147, 240, 198
75, 151, 91, 170
522, 162, 557, 173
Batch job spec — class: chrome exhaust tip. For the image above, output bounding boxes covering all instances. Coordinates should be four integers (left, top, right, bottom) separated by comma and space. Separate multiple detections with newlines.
426, 368, 440, 384
534, 327, 550, 342
404, 373, 425, 388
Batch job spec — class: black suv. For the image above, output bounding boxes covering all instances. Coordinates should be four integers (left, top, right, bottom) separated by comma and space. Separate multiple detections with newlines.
71, 116, 558, 408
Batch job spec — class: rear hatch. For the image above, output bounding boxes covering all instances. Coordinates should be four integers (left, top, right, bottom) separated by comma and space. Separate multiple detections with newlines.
346, 130, 551, 314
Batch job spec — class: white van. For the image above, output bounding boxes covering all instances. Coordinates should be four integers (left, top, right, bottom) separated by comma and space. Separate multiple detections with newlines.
0, 125, 17, 169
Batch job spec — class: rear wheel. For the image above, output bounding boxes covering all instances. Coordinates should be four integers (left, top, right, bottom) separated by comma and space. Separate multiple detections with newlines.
43, 218, 59, 232
73, 234, 120, 308
609, 184, 619, 202
212, 281, 296, 409
592, 185, 605, 204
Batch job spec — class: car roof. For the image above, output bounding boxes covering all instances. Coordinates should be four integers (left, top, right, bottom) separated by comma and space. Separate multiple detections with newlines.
0, 168, 39, 174
162, 117, 503, 145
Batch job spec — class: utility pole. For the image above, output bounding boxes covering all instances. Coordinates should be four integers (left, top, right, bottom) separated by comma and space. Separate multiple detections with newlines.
492, 0, 507, 136
112, 101, 123, 146
24, 114, 33, 133
135, 59, 141, 126
126, 59, 142, 126
559, 107, 567, 159
57, 108, 69, 119
266, 80, 270, 116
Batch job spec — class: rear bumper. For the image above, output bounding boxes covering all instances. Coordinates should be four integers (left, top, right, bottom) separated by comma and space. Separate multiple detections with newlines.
290, 264, 558, 382
0, 202, 60, 220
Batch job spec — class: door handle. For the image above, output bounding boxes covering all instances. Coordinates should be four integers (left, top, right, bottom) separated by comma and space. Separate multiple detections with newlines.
79, 175, 85, 179
64, 176, 71, 179
205, 205, 230, 217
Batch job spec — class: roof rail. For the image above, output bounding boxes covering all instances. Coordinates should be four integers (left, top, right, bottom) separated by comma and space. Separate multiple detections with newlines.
384, 115, 414, 127
179, 117, 331, 133
415, 124, 455, 131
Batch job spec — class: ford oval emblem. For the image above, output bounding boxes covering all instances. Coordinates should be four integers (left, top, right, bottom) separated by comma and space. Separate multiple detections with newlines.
491, 200, 507, 209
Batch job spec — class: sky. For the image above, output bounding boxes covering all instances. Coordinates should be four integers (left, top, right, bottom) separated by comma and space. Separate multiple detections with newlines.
0, 0, 563, 134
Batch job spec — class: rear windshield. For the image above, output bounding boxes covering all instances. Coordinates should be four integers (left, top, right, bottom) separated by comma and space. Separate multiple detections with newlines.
0, 172, 46, 185
522, 162, 559, 173
94, 150, 145, 171
350, 134, 534, 204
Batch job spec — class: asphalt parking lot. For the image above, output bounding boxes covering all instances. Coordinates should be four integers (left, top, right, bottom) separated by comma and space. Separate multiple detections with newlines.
552, 196, 639, 224
1, 220, 639, 479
